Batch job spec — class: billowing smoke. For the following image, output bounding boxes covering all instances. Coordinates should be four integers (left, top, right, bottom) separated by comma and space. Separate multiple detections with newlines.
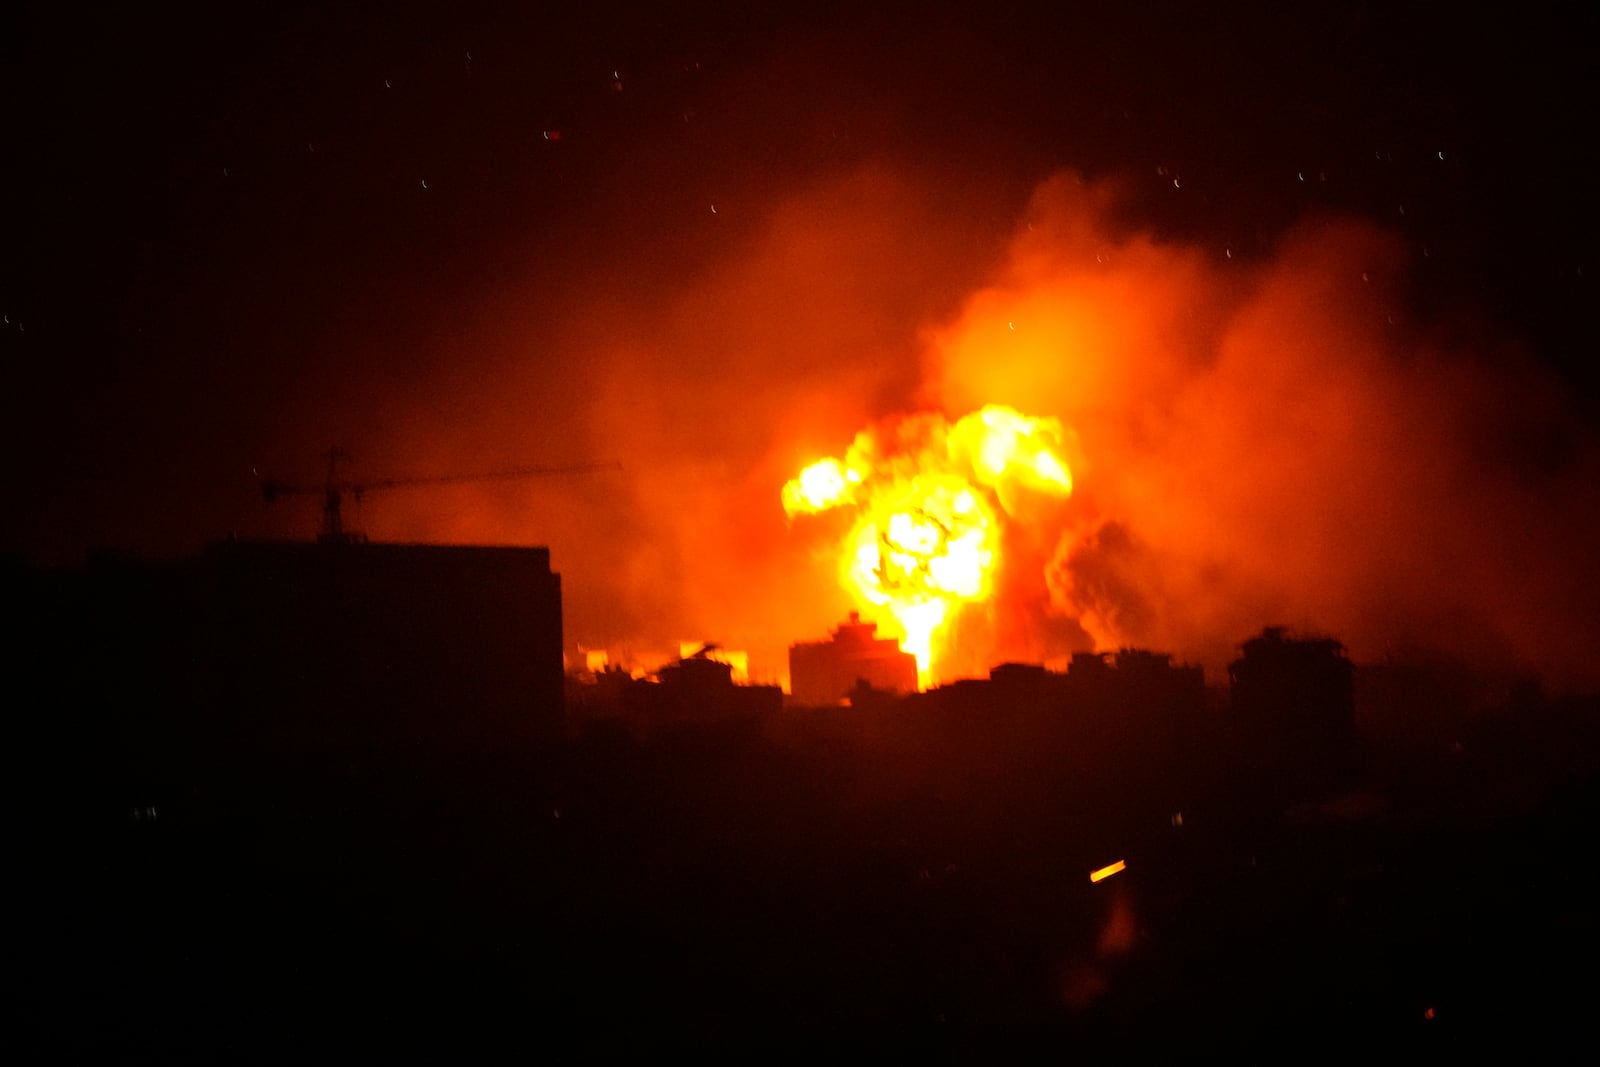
926, 174, 1600, 689
361, 164, 1595, 693
362, 164, 1008, 683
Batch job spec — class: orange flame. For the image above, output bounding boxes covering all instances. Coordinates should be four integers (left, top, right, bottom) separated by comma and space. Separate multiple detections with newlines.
782, 405, 1073, 683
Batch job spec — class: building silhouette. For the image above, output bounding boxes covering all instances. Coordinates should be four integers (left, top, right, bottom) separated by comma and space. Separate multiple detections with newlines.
23, 538, 566, 756
207, 539, 564, 738
1229, 626, 1356, 785
619, 646, 783, 726
788, 612, 919, 706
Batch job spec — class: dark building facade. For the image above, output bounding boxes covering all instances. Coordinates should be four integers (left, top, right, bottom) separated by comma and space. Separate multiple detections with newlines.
617, 649, 784, 728
788, 612, 919, 707
1229, 626, 1356, 784
22, 539, 565, 758
1064, 649, 1207, 725
201, 539, 565, 742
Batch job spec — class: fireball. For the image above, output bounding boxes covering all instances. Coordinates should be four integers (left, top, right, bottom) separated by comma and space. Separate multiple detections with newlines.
783, 405, 1073, 683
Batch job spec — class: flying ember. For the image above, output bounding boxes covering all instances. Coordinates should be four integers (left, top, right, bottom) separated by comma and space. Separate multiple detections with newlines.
782, 405, 1073, 683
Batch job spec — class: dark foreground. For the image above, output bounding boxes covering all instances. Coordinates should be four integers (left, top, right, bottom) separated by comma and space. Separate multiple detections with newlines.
17, 691, 1600, 1061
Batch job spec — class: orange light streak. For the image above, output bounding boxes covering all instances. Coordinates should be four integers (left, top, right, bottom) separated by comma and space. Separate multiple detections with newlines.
1088, 859, 1126, 883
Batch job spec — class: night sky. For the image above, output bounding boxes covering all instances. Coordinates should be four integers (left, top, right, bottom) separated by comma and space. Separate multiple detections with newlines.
5, 1, 1597, 683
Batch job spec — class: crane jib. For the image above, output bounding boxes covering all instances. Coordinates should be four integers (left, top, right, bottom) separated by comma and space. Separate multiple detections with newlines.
257, 452, 622, 544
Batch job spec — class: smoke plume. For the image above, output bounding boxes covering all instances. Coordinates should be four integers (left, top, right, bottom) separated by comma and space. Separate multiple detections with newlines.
367, 165, 1596, 693
926, 174, 1600, 688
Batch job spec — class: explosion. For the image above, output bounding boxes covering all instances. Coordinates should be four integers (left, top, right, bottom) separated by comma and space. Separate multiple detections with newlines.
783, 405, 1073, 683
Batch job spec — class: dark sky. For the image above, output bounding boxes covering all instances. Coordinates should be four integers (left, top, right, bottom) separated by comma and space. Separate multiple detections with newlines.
4, 1, 1596, 679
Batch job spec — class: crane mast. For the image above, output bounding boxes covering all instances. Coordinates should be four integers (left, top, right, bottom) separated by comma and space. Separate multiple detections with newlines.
260, 447, 621, 544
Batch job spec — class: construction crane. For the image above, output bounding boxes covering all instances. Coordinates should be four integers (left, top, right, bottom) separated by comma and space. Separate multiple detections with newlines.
260, 447, 622, 544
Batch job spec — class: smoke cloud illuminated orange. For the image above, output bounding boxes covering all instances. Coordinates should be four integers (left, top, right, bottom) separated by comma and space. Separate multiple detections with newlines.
361, 164, 1596, 697
783, 406, 1072, 683
918, 174, 1600, 690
